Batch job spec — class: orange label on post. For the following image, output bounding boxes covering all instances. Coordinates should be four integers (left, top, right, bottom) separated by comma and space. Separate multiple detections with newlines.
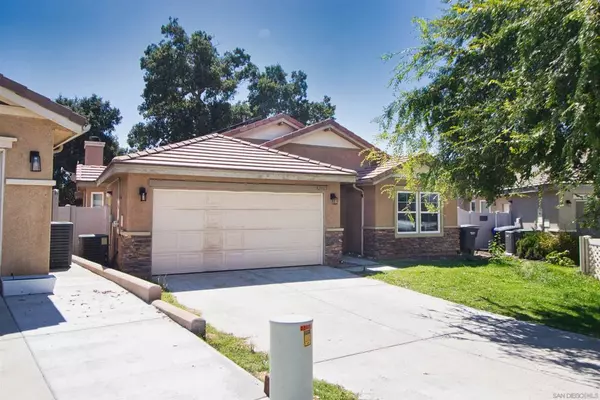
303, 329, 312, 347
300, 324, 311, 331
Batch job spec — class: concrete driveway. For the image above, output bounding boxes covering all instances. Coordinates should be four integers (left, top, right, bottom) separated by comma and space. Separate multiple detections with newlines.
0, 265, 265, 400
164, 266, 600, 400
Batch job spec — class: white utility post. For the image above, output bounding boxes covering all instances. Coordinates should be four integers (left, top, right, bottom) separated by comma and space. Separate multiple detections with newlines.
269, 315, 313, 400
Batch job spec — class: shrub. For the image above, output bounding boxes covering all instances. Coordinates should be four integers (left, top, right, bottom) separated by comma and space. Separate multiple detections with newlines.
556, 232, 579, 264
516, 231, 558, 260
516, 231, 578, 265
545, 250, 576, 267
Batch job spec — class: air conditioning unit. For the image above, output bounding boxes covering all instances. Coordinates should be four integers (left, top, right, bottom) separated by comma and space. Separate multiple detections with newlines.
50, 222, 74, 270
79, 234, 109, 265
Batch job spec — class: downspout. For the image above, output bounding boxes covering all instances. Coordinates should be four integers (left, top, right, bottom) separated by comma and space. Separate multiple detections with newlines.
352, 184, 365, 256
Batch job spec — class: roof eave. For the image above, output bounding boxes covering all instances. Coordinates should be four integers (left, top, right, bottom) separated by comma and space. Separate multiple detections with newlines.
97, 162, 356, 185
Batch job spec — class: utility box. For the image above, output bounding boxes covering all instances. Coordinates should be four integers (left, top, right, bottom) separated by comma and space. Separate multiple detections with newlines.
79, 234, 109, 265
50, 222, 74, 270
269, 315, 313, 400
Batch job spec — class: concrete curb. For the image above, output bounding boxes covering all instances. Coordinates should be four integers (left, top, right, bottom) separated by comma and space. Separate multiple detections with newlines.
72, 256, 161, 303
152, 300, 206, 336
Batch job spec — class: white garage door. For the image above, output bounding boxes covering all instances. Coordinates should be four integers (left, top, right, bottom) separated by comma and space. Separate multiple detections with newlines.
152, 189, 323, 274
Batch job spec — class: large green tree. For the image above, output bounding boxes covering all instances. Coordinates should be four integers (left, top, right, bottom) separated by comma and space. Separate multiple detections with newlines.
376, 0, 600, 224
54, 95, 122, 204
247, 65, 335, 124
127, 18, 256, 149
128, 18, 335, 150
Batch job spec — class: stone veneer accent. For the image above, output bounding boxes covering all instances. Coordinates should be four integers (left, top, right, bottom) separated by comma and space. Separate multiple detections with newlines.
117, 234, 152, 278
325, 230, 343, 265
364, 227, 460, 259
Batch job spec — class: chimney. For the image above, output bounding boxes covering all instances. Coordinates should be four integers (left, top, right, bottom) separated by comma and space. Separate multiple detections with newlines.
84, 137, 105, 166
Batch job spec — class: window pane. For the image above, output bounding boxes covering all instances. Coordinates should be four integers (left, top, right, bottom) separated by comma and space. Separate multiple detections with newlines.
398, 192, 416, 212
420, 193, 439, 212
421, 213, 439, 232
92, 194, 103, 207
397, 213, 417, 232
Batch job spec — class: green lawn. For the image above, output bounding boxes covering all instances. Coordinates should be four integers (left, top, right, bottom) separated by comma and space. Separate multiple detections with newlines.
368, 258, 600, 338
160, 292, 358, 400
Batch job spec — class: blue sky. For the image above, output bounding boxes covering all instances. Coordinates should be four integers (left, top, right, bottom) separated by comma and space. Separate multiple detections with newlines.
0, 0, 443, 147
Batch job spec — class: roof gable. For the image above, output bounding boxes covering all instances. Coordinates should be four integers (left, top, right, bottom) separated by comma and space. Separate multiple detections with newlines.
221, 114, 304, 139
287, 129, 359, 149
262, 119, 376, 150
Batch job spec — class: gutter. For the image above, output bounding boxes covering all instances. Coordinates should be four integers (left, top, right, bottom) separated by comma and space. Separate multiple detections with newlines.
352, 184, 365, 256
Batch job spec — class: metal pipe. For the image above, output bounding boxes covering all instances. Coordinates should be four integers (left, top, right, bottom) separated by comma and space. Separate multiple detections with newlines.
352, 184, 365, 256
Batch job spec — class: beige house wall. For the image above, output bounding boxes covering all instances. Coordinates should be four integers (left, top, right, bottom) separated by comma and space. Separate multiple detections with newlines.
0, 116, 59, 276
114, 173, 342, 233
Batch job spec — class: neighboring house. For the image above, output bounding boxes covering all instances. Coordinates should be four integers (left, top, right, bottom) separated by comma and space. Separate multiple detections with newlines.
0, 74, 88, 280
91, 114, 459, 278
74, 139, 107, 207
460, 174, 592, 233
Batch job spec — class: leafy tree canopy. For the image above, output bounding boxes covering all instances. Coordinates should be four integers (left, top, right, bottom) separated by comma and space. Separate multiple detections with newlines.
128, 18, 334, 150
54, 95, 122, 204
248, 65, 335, 125
374, 0, 600, 224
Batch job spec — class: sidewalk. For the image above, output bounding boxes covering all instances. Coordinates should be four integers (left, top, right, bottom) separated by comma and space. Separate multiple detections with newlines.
0, 265, 266, 400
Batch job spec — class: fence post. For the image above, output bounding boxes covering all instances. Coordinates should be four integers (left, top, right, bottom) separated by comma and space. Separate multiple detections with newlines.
69, 206, 79, 256
579, 235, 591, 275
51, 189, 59, 221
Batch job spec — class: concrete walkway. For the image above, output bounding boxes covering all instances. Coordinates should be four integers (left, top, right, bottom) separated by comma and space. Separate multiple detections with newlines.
0, 265, 265, 400
165, 266, 600, 400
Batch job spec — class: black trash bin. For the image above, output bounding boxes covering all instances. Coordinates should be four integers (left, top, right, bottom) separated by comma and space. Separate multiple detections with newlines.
492, 225, 520, 246
460, 225, 480, 254
505, 229, 526, 255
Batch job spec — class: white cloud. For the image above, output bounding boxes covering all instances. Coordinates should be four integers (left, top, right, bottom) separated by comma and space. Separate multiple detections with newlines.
258, 28, 271, 39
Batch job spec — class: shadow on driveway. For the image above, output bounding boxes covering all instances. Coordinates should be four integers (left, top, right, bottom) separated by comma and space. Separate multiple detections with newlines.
157, 265, 366, 292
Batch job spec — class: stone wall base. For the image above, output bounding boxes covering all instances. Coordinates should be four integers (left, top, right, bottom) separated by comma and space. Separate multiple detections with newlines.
117, 234, 152, 279
325, 230, 343, 266
364, 228, 460, 259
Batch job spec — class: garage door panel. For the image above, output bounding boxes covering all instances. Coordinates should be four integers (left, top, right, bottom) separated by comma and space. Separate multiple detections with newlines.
242, 229, 321, 249
154, 209, 205, 231
152, 190, 323, 274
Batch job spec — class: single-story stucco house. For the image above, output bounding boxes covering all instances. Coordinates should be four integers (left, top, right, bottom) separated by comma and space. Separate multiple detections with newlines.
91, 114, 459, 278
0, 74, 89, 286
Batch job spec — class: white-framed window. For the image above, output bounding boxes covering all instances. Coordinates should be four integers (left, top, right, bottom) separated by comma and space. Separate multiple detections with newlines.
91, 192, 104, 208
470, 200, 477, 212
397, 191, 441, 234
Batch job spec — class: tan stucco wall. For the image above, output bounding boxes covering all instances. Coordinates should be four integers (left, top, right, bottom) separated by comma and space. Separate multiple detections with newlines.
363, 179, 458, 230
1, 116, 55, 180
0, 116, 58, 276
114, 174, 342, 233
277, 143, 366, 170
2, 185, 51, 275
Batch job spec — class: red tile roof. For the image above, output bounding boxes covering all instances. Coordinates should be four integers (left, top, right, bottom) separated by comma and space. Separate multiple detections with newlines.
220, 114, 304, 137
112, 134, 356, 177
75, 164, 106, 182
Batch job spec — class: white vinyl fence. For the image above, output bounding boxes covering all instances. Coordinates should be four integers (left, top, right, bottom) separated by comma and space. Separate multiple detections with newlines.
53, 205, 110, 256
457, 208, 513, 249
579, 236, 600, 280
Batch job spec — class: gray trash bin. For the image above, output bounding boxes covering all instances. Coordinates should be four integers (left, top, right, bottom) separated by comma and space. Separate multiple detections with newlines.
460, 225, 480, 254
493, 225, 520, 246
